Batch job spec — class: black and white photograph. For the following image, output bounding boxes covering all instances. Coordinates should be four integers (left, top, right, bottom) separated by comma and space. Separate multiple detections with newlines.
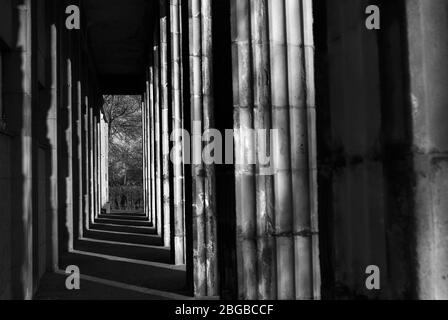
0, 0, 447, 311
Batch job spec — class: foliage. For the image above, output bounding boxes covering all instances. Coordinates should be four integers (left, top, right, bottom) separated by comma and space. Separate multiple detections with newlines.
103, 95, 143, 186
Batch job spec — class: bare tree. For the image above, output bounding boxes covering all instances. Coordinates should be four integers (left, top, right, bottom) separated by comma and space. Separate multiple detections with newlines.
104, 95, 143, 186
103, 95, 142, 141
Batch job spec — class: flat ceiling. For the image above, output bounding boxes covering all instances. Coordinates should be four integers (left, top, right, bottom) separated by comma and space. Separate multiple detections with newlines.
83, 0, 155, 94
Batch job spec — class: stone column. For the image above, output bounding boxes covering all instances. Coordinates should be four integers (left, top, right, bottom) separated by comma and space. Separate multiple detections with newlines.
103, 116, 106, 208
98, 115, 102, 211
103, 114, 107, 208
231, 0, 258, 300
231, 0, 318, 300
171, 0, 186, 265
4, 0, 34, 299
81, 57, 90, 231
142, 98, 147, 216
147, 95, 151, 217
105, 120, 109, 211
89, 106, 95, 224
189, 0, 218, 297
406, 0, 448, 300
95, 111, 100, 216
72, 28, 83, 239
99, 114, 103, 213
47, 0, 59, 271
148, 94, 152, 220
149, 67, 157, 226
160, 0, 172, 248
99, 113, 106, 210
153, 31, 163, 237
285, 0, 317, 300
145, 81, 153, 221
59, 21, 74, 252
93, 111, 97, 217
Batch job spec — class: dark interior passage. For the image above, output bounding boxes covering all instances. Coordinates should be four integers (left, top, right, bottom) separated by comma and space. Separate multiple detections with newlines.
1, 0, 448, 300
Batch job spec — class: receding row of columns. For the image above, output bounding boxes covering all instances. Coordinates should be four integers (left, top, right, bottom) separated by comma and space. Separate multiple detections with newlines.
142, 0, 187, 253
3, 0, 448, 301
141, 0, 220, 297
51, 0, 110, 259
0, 0, 111, 298
142, 0, 319, 299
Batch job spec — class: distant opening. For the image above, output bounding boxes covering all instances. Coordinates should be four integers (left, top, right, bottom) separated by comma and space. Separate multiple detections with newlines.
104, 95, 144, 213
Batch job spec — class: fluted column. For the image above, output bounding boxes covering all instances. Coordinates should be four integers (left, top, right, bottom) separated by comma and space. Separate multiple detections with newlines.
160, 0, 172, 248
59, 23, 74, 252
5, 0, 34, 299
99, 112, 107, 210
148, 93, 152, 220
89, 106, 95, 224
148, 93, 153, 218
252, 0, 276, 299
93, 110, 99, 218
231, 0, 257, 300
81, 70, 90, 231
98, 111, 103, 212
286, 0, 317, 300
144, 84, 152, 221
142, 98, 148, 217
147, 97, 151, 218
153, 31, 163, 237
71, 25, 83, 239
231, 0, 318, 300
148, 67, 157, 225
98, 115, 102, 211
47, 0, 59, 271
105, 120, 109, 210
406, 0, 448, 300
189, 0, 218, 297
78, 38, 91, 229
171, 0, 186, 265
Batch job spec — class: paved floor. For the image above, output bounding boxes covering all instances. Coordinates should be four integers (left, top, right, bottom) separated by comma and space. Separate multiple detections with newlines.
34, 211, 191, 300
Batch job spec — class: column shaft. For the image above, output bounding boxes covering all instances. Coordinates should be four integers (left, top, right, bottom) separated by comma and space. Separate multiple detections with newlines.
153, 36, 163, 237
171, 0, 186, 265
143, 98, 147, 216
285, 0, 314, 299
82, 74, 89, 231
251, 0, 276, 300
160, 0, 172, 248
190, 0, 207, 296
231, 0, 257, 300
231, 0, 318, 300
189, 0, 218, 297
406, 0, 448, 299
5, 0, 34, 298
201, 0, 218, 295
60, 28, 74, 252
72, 30, 83, 239
89, 106, 94, 224
47, 5, 59, 271
149, 67, 157, 226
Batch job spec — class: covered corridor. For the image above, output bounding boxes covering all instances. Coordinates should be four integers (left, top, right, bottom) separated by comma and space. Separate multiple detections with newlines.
1, 0, 448, 300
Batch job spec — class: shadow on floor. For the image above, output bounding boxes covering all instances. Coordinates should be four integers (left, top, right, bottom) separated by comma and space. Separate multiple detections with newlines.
35, 211, 190, 299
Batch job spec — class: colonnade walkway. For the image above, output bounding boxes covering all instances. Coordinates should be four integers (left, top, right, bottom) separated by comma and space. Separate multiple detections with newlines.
2, 0, 448, 300
34, 211, 190, 300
